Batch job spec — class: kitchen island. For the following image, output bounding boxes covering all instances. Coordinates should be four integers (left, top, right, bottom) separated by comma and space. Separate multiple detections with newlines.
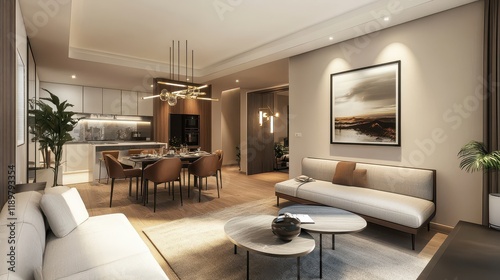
60, 141, 166, 184
90, 141, 166, 183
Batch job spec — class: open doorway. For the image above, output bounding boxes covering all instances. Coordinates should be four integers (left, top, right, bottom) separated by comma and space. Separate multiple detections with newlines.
246, 86, 289, 175
273, 91, 289, 172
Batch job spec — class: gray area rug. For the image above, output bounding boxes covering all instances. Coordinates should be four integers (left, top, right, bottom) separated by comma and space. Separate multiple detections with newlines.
143, 198, 430, 279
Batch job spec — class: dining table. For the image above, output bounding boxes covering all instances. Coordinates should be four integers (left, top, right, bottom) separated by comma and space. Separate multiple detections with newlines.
127, 151, 211, 205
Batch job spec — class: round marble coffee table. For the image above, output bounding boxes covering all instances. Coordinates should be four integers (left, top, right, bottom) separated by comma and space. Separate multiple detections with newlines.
279, 205, 367, 278
224, 214, 315, 280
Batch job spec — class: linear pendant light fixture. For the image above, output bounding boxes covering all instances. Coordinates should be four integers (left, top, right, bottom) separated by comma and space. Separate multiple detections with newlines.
142, 40, 219, 106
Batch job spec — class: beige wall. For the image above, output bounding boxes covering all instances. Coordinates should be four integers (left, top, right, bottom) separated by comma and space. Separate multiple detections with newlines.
221, 88, 241, 165
289, 2, 484, 227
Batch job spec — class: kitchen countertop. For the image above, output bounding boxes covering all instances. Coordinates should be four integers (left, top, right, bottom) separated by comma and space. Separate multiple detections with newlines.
92, 142, 166, 152
90, 141, 164, 146
66, 141, 162, 145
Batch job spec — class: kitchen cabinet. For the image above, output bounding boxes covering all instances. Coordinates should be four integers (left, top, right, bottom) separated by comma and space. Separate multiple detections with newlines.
121, 90, 138, 115
83, 86, 103, 114
40, 82, 83, 112
138, 92, 153, 116
102, 88, 122, 115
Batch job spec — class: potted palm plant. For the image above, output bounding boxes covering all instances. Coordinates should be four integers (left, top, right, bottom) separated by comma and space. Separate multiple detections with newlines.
458, 140, 500, 229
28, 89, 79, 187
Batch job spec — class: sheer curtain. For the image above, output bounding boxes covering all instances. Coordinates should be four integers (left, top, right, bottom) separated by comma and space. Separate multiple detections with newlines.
483, 0, 500, 225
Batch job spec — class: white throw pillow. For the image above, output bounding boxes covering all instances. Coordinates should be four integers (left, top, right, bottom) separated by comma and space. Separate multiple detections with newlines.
40, 188, 89, 238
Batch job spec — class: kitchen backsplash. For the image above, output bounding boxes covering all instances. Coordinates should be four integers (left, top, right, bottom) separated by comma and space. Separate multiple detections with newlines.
70, 117, 152, 142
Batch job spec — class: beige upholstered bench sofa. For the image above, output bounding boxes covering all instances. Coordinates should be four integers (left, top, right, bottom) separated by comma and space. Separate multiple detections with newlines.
0, 187, 168, 280
275, 157, 436, 250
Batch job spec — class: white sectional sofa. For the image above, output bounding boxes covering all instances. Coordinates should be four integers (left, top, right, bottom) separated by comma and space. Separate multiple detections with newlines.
275, 157, 436, 249
0, 187, 168, 280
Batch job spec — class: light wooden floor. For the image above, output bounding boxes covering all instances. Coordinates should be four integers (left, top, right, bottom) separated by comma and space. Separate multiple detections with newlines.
70, 166, 446, 279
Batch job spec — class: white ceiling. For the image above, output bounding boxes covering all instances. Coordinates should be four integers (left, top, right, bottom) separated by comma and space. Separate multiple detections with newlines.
19, 0, 476, 93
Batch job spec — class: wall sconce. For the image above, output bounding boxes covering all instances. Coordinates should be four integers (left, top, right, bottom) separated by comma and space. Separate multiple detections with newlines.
258, 107, 279, 133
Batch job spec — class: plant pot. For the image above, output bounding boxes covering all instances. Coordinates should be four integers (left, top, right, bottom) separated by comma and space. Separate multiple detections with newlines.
489, 193, 500, 230
35, 168, 62, 188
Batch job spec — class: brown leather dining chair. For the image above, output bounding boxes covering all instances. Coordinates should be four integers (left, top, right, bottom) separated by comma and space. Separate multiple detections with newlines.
143, 157, 183, 212
99, 150, 119, 183
188, 154, 219, 202
214, 149, 224, 189
104, 154, 142, 207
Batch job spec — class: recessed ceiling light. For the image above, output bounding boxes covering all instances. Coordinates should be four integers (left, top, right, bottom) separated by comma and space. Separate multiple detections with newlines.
235, 79, 239, 83
71, 75, 76, 79
328, 36, 334, 41
383, 16, 390, 22
150, 84, 153, 88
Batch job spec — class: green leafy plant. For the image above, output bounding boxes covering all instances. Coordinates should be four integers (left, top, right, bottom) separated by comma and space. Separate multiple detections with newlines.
168, 136, 181, 149
236, 145, 241, 170
274, 143, 285, 159
28, 89, 79, 186
458, 140, 500, 173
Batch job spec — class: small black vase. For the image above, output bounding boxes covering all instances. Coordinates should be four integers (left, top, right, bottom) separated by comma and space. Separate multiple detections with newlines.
271, 213, 301, 241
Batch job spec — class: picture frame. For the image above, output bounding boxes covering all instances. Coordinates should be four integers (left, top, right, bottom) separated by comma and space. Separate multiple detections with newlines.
330, 60, 400, 146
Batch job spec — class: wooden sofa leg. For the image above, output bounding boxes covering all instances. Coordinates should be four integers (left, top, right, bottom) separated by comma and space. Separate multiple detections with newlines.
411, 234, 415, 250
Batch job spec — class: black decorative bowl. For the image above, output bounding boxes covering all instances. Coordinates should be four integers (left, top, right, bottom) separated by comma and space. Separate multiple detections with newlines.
271, 213, 301, 241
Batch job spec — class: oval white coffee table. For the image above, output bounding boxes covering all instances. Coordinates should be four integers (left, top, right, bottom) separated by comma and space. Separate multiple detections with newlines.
279, 205, 367, 278
224, 214, 315, 280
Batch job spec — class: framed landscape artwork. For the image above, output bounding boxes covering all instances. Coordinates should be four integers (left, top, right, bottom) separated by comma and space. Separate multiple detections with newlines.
330, 61, 400, 146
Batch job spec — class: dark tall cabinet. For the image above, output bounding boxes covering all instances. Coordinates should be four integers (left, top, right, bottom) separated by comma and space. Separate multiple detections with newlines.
170, 114, 200, 147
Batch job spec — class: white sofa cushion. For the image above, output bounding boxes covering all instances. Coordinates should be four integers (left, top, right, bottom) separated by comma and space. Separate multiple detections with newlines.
276, 178, 435, 228
40, 188, 89, 238
298, 182, 435, 228
42, 213, 168, 280
0, 191, 45, 280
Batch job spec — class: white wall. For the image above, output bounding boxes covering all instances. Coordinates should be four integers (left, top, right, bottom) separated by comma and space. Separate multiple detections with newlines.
289, 2, 484, 227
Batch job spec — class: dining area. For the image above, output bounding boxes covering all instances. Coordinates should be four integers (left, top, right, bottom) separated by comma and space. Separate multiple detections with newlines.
101, 147, 224, 212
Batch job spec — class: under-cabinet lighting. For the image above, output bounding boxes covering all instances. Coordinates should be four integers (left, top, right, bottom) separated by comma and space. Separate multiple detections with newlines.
83, 119, 151, 125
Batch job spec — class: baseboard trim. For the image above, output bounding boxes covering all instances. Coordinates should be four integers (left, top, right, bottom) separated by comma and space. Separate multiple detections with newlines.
430, 222, 454, 234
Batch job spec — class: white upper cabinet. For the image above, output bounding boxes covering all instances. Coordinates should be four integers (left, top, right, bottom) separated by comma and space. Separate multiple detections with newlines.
83, 87, 103, 114
121, 91, 138, 115
102, 89, 122, 115
138, 92, 153, 116
39, 83, 153, 116
40, 82, 83, 113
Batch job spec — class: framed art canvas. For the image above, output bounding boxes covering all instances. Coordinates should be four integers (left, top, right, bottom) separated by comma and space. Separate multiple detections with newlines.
330, 61, 400, 146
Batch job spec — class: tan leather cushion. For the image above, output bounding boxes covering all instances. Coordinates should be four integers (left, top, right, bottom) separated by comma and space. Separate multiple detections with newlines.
332, 161, 356, 185
352, 169, 368, 187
